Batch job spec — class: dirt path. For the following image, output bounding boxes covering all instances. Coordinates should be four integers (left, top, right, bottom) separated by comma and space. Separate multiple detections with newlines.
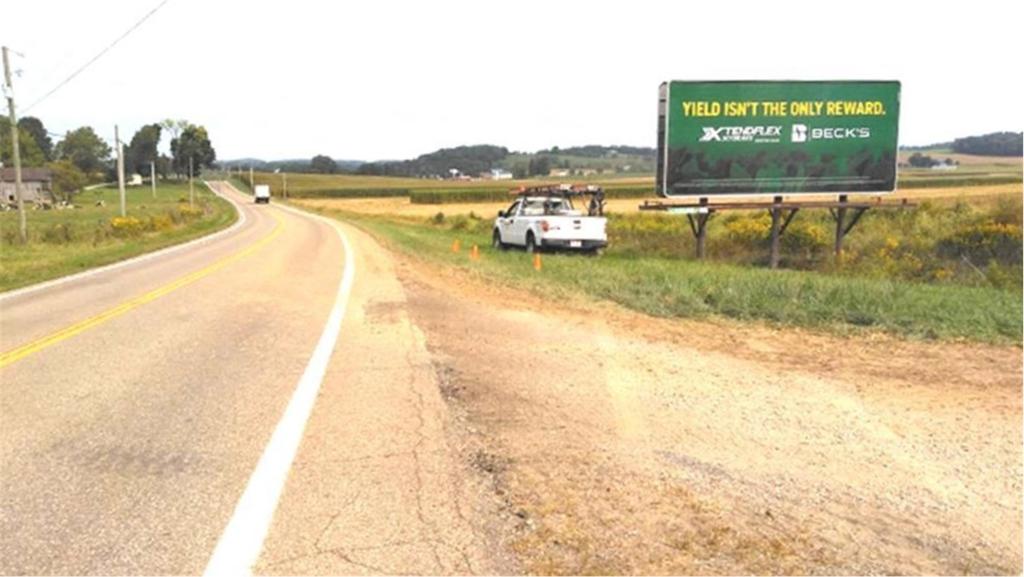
386, 252, 1022, 574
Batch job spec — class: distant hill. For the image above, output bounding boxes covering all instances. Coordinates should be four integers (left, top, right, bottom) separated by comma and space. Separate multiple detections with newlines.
899, 142, 954, 152
225, 144, 657, 177
219, 158, 364, 173
534, 145, 655, 158
357, 145, 509, 177
901, 131, 1022, 156
358, 144, 655, 178
952, 132, 1022, 157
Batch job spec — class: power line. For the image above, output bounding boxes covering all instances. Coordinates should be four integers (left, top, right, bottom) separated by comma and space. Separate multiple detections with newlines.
20, 0, 171, 114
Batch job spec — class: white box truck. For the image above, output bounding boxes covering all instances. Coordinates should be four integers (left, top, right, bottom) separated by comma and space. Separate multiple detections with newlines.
254, 184, 271, 204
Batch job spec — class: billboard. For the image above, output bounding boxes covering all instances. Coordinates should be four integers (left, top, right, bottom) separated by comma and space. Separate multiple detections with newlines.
656, 81, 900, 197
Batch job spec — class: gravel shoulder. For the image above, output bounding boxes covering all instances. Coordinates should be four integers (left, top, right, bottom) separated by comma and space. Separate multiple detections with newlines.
389, 252, 1022, 574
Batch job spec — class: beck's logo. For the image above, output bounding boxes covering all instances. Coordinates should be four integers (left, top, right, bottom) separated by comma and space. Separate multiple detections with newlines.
791, 124, 808, 143
791, 124, 871, 142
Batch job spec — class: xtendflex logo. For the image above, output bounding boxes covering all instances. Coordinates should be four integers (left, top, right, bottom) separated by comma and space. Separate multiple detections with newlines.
699, 126, 781, 143
790, 124, 871, 143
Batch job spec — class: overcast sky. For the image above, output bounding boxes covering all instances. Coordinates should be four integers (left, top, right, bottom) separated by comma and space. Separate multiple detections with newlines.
4, 0, 1022, 161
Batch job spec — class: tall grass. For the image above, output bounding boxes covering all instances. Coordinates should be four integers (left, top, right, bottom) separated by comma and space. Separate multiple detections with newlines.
607, 195, 1022, 290
309, 205, 1022, 344
0, 182, 236, 291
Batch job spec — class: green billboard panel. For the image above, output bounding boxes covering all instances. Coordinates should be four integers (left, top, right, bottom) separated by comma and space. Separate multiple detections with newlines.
656, 81, 900, 197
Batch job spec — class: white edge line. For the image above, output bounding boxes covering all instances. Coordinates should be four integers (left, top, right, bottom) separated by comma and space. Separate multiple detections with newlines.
0, 181, 247, 303
202, 200, 356, 576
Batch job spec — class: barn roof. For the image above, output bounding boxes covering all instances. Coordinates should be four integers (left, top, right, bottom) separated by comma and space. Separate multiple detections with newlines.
1, 167, 53, 182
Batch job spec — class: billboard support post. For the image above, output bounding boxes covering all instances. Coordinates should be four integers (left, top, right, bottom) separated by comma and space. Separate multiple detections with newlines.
833, 195, 848, 258
685, 198, 712, 260
642, 197, 904, 269
769, 199, 781, 269
767, 196, 799, 269
829, 195, 869, 260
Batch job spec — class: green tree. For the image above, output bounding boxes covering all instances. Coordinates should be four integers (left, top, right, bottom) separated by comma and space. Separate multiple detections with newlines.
160, 119, 188, 143
17, 116, 53, 161
512, 161, 528, 179
952, 131, 1023, 156
310, 154, 337, 174
528, 155, 551, 176
907, 152, 937, 168
170, 124, 216, 178
48, 159, 88, 202
156, 154, 172, 178
53, 126, 112, 177
125, 124, 162, 176
0, 117, 47, 167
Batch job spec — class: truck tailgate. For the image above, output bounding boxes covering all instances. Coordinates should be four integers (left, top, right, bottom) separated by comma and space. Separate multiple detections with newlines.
542, 217, 606, 241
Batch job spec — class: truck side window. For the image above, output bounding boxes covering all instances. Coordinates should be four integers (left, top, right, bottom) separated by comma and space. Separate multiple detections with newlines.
506, 200, 521, 217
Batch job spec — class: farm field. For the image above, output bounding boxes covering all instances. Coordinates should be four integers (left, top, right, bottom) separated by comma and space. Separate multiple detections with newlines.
0, 181, 236, 292
243, 170, 652, 194
898, 150, 1022, 168
245, 150, 1021, 205
297, 182, 1023, 218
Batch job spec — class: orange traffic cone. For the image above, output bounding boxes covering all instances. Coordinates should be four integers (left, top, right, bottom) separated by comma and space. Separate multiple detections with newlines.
451, 239, 461, 252
470, 244, 480, 261
533, 252, 542, 271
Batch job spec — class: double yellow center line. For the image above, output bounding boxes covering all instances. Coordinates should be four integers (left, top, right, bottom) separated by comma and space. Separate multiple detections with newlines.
0, 215, 284, 369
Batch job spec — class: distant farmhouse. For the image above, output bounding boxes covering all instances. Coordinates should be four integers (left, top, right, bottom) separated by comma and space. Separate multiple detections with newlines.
1, 167, 53, 204
481, 168, 513, 180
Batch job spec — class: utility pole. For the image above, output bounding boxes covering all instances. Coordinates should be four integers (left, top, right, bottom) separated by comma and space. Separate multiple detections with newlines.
115, 125, 126, 217
189, 156, 194, 208
3, 46, 26, 243
151, 160, 157, 198
249, 166, 253, 192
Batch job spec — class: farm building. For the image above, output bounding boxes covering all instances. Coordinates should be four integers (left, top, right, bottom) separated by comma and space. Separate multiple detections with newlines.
487, 168, 513, 180
1, 167, 53, 204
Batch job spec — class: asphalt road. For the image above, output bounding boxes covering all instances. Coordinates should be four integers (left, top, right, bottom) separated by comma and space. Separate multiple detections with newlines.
0, 182, 497, 575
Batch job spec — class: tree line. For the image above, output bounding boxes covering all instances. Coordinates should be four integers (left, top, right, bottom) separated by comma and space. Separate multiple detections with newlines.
356, 145, 510, 177
1, 116, 216, 202
951, 132, 1022, 157
233, 143, 657, 179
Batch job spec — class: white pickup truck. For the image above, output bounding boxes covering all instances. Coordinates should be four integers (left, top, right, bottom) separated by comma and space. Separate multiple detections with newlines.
492, 186, 607, 253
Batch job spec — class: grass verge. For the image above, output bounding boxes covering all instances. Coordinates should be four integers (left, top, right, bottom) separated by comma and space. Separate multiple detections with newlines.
308, 206, 1021, 345
0, 181, 236, 292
